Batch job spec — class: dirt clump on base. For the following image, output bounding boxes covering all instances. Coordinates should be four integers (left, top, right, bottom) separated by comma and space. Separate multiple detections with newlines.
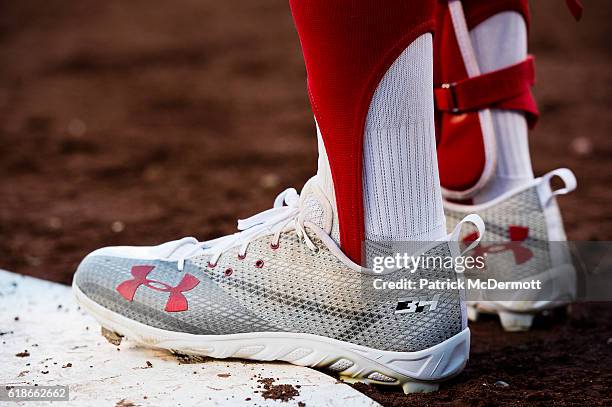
258, 377, 300, 402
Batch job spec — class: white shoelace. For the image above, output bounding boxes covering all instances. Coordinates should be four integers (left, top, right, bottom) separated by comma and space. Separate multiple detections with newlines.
174, 188, 318, 271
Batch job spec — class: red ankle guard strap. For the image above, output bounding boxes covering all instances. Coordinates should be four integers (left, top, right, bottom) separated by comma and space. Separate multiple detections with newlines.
435, 56, 538, 127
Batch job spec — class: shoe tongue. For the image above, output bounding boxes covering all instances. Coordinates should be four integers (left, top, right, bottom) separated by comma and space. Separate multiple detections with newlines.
298, 176, 340, 243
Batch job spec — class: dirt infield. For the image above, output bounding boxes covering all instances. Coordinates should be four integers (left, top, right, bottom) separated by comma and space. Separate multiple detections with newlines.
0, 1, 611, 405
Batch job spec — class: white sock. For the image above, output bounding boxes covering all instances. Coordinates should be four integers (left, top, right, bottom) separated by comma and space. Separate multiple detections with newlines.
470, 11, 534, 204
314, 123, 340, 243
362, 34, 446, 243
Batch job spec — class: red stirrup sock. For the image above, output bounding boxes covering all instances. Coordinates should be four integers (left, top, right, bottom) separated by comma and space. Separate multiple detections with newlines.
290, 0, 439, 264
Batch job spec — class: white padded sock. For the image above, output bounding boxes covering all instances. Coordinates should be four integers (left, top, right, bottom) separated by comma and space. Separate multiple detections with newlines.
470, 12, 534, 204
314, 123, 340, 243
362, 34, 446, 242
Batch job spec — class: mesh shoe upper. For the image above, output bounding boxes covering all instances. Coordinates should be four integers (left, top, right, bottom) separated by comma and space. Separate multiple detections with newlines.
74, 229, 463, 352
74, 177, 466, 353
443, 169, 577, 306
446, 183, 552, 281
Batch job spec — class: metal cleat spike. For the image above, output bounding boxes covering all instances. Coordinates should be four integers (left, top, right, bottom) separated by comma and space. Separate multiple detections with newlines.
498, 311, 534, 332
467, 305, 479, 322
402, 381, 439, 394
101, 327, 123, 346
337, 376, 362, 385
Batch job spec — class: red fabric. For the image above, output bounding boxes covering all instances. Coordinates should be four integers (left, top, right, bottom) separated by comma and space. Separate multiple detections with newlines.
434, 56, 538, 126
565, 0, 583, 21
290, 0, 436, 264
434, 0, 533, 193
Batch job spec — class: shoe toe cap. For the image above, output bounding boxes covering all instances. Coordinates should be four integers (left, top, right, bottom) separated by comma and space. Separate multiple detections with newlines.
73, 236, 199, 298
73, 252, 193, 322
73, 252, 142, 298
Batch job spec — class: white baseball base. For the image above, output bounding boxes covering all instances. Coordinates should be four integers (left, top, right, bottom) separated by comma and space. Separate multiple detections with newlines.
0, 270, 379, 406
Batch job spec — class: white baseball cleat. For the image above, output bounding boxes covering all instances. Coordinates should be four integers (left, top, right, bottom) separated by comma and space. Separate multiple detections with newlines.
444, 168, 577, 331
73, 176, 483, 393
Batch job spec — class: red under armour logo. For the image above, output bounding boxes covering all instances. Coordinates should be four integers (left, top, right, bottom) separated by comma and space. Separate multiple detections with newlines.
464, 225, 533, 265
116, 265, 200, 312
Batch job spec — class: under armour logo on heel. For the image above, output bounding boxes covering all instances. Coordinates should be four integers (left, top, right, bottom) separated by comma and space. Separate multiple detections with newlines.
463, 225, 533, 265
116, 265, 200, 312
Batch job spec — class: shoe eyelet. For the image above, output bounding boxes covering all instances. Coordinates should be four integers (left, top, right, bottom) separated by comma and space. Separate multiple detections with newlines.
207, 262, 217, 268
224, 268, 233, 276
238, 253, 246, 260
255, 260, 264, 269
270, 242, 280, 250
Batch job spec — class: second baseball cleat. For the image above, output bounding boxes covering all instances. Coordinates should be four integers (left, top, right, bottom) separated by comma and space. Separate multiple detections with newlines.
73, 176, 483, 393
444, 168, 577, 331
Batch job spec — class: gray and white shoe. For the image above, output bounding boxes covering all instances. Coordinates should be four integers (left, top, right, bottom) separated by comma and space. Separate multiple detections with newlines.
73, 176, 479, 393
444, 168, 577, 331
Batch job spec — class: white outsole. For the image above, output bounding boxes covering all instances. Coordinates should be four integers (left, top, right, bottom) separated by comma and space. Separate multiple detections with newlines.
467, 302, 571, 332
73, 282, 470, 394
